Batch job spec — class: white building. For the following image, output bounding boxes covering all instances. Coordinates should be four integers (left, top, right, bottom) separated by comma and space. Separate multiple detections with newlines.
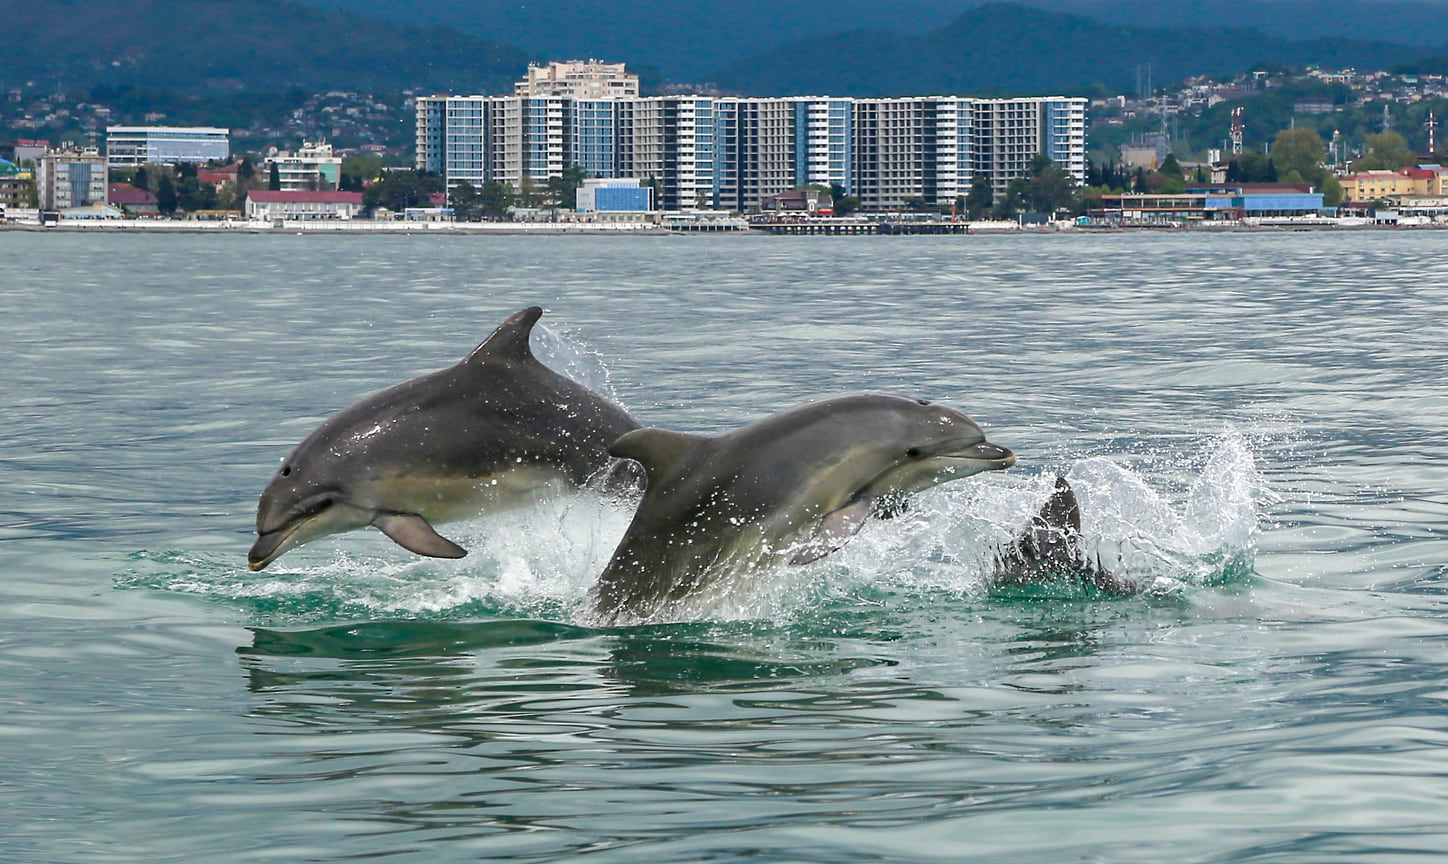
715, 98, 796, 213
105, 126, 229, 167
244, 190, 363, 220
37, 148, 108, 211
416, 91, 1087, 213
263, 141, 343, 191
618, 96, 717, 211
972, 97, 1087, 197
516, 60, 639, 99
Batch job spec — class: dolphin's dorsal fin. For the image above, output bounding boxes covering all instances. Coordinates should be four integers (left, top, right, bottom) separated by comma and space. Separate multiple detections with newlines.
609, 428, 708, 488
464, 306, 543, 365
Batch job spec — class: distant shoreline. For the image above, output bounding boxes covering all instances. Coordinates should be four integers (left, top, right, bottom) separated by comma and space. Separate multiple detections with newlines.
2, 218, 1442, 236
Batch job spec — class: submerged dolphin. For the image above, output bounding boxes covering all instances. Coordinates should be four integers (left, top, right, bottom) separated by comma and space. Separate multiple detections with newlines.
991, 475, 1134, 595
584, 394, 1016, 625
248, 306, 641, 570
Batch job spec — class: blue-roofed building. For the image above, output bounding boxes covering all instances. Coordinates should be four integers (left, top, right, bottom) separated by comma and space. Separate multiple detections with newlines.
577, 178, 652, 212
1086, 183, 1325, 222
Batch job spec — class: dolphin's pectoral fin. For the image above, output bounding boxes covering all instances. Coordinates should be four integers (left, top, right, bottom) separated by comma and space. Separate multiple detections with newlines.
371, 513, 468, 559
790, 497, 875, 565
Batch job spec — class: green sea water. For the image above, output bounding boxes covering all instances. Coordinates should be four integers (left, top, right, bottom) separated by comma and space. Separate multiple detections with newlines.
2, 231, 1446, 862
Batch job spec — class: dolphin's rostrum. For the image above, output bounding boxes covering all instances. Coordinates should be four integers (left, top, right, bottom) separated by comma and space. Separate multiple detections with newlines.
583, 393, 1015, 625
249, 306, 641, 570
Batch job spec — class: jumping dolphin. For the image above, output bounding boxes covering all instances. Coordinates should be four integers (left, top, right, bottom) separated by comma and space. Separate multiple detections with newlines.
991, 475, 1134, 595
583, 394, 1016, 625
248, 306, 641, 571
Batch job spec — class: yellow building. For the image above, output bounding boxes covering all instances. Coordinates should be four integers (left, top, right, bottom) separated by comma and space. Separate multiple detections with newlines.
1340, 166, 1448, 201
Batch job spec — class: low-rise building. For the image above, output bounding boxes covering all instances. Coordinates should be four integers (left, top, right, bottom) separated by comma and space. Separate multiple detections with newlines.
108, 182, 159, 216
760, 186, 834, 216
263, 141, 342, 191
576, 178, 652, 212
244, 190, 363, 220
1339, 165, 1448, 201
1085, 183, 1326, 221
1339, 168, 1418, 201
0, 157, 32, 209
106, 126, 230, 167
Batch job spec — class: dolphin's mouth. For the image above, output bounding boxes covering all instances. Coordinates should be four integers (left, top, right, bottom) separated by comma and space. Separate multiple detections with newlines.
933, 440, 1016, 469
248, 521, 304, 571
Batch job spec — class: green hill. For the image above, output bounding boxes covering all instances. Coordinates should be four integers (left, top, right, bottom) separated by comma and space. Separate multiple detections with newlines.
1, 0, 529, 94
711, 2, 1445, 96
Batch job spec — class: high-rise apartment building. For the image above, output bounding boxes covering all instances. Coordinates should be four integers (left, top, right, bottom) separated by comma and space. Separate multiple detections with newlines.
617, 96, 717, 211
417, 92, 1086, 212
37, 147, 108, 210
972, 98, 1087, 197
516, 61, 640, 99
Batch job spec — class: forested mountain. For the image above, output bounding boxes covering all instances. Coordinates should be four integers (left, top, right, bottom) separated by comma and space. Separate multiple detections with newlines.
5, 0, 1445, 99
1, 0, 528, 94
712, 3, 1444, 96
299, 0, 1448, 81
285, 0, 971, 81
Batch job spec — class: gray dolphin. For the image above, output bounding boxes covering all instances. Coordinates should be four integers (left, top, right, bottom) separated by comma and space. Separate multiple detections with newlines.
583, 394, 1016, 625
248, 306, 641, 571
991, 475, 1135, 595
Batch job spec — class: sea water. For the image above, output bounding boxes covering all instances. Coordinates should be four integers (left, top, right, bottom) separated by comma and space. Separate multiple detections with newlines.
2, 230, 1446, 862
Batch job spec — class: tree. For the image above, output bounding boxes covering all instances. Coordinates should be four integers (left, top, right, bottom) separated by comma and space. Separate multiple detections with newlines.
1025, 160, 1078, 213
1225, 151, 1276, 183
1271, 128, 1326, 180
965, 174, 993, 219
267, 162, 281, 191
133, 166, 149, 191
1352, 131, 1413, 170
992, 176, 1028, 219
238, 157, 255, 181
478, 181, 516, 219
1145, 169, 1185, 194
830, 183, 861, 216
546, 164, 588, 210
176, 176, 216, 212
517, 175, 541, 208
155, 173, 177, 215
449, 180, 482, 221
362, 170, 444, 213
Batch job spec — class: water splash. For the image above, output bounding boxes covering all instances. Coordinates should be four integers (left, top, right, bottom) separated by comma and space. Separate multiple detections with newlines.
120, 431, 1261, 625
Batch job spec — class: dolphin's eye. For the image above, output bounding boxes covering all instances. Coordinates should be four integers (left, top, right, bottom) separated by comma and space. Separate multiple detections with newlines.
280, 466, 292, 477
906, 447, 922, 459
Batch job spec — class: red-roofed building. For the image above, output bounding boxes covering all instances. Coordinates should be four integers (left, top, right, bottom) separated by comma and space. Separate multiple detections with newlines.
108, 182, 159, 216
244, 189, 364, 221
1340, 165, 1448, 202
197, 163, 239, 187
